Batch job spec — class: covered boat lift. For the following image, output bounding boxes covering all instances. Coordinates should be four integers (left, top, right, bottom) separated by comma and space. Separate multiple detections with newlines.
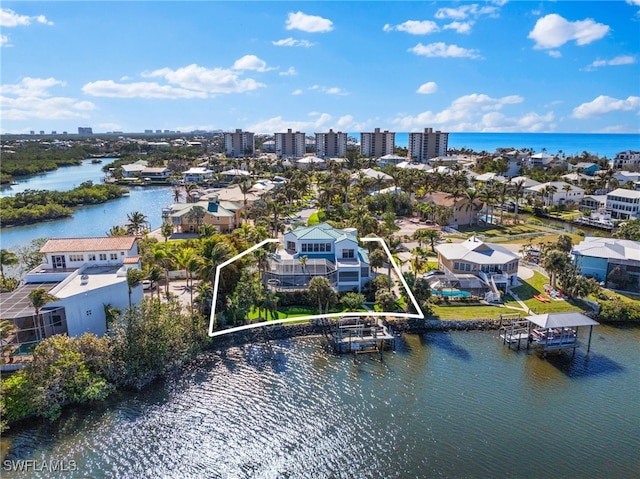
525, 312, 599, 357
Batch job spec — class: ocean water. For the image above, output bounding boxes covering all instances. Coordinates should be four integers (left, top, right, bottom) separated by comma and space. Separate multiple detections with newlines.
350, 132, 640, 159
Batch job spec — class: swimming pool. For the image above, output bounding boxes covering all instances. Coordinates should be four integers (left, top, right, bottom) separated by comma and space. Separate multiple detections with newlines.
432, 290, 472, 298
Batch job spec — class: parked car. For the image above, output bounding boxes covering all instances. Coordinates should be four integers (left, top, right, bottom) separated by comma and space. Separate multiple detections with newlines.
424, 270, 445, 278
142, 280, 153, 290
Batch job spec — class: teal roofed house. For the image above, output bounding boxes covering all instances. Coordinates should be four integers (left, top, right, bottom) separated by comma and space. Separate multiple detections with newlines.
265, 223, 371, 292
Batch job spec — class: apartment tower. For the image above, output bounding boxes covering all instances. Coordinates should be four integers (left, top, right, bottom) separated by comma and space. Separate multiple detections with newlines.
360, 128, 395, 157
408, 128, 449, 163
315, 129, 347, 158
275, 129, 305, 158
224, 129, 255, 158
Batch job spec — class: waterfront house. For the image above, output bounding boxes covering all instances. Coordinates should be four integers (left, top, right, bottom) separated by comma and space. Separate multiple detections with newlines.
183, 167, 215, 183
605, 188, 640, 220
168, 193, 243, 234
580, 194, 607, 212
572, 237, 640, 290
524, 181, 584, 206
264, 223, 370, 292
121, 162, 147, 177
141, 167, 172, 180
0, 237, 142, 364
435, 236, 520, 289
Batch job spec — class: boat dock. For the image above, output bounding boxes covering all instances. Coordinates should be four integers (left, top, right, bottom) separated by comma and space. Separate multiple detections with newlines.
330, 317, 396, 358
498, 312, 599, 357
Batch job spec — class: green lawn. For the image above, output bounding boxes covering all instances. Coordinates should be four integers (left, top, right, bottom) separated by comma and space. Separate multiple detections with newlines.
512, 271, 587, 314
247, 305, 368, 321
307, 210, 326, 226
429, 303, 520, 320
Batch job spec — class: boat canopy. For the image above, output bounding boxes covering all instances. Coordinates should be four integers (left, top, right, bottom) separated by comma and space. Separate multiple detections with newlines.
525, 312, 599, 329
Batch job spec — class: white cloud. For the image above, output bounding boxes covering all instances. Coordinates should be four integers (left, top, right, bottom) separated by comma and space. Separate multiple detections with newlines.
548, 50, 562, 58
383, 20, 439, 35
82, 80, 208, 99
280, 66, 297, 76
292, 89, 303, 95
417, 82, 438, 94
435, 4, 500, 20
286, 11, 333, 33
392, 93, 538, 132
627, 0, 640, 6
272, 37, 315, 47
572, 95, 640, 119
584, 55, 636, 70
232, 55, 274, 72
0, 8, 53, 27
247, 113, 368, 134
409, 42, 481, 59
0, 34, 9, 47
443, 21, 474, 34
142, 64, 265, 94
307, 85, 348, 95
1, 77, 95, 121
528, 14, 610, 49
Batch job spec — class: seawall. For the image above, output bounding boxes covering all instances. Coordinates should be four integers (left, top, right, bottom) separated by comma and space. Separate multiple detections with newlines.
207, 317, 505, 350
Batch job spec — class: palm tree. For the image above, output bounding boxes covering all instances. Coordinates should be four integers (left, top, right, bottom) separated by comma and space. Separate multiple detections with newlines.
542, 249, 568, 289
126, 211, 148, 236
185, 205, 206, 232
107, 225, 128, 237
0, 249, 18, 282
308, 276, 335, 314
546, 184, 558, 207
298, 255, 308, 286
460, 188, 482, 226
144, 264, 164, 300
510, 179, 526, 225
562, 183, 573, 203
239, 181, 251, 224
161, 221, 173, 242
28, 288, 58, 340
199, 240, 233, 292
173, 186, 182, 203
126, 268, 145, 308
153, 245, 174, 298
495, 182, 509, 224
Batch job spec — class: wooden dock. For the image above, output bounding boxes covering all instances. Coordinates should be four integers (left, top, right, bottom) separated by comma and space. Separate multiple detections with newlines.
330, 317, 396, 357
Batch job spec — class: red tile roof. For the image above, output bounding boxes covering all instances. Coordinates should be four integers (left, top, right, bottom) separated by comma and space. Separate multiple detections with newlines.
40, 237, 137, 253
123, 256, 140, 264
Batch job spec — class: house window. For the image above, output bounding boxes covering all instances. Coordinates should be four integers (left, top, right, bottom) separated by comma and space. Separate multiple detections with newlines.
110, 253, 118, 260
361, 267, 369, 277
342, 249, 355, 259
99, 253, 107, 261
88, 254, 96, 261
287, 241, 296, 251
326, 243, 332, 252
69, 254, 84, 262
339, 271, 358, 282
302, 244, 308, 252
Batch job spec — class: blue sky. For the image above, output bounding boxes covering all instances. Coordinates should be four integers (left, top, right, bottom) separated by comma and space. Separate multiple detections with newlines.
1, 1, 639, 134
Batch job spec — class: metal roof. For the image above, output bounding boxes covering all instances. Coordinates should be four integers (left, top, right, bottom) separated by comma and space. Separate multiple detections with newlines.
526, 312, 599, 329
0, 283, 59, 320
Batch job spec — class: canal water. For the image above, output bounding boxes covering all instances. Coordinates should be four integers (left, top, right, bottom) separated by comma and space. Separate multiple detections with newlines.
0, 160, 174, 250
3, 327, 639, 478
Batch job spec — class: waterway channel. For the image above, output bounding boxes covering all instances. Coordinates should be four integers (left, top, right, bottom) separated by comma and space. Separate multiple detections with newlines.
2, 327, 639, 478
0, 160, 174, 250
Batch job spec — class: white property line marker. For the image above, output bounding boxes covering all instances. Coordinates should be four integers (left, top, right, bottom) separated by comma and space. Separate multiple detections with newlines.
208, 236, 424, 338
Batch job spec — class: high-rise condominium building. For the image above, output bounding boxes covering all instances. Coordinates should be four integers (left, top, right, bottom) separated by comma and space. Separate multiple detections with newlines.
408, 128, 449, 163
360, 128, 395, 157
224, 129, 255, 158
78, 127, 93, 136
275, 129, 305, 158
315, 129, 347, 158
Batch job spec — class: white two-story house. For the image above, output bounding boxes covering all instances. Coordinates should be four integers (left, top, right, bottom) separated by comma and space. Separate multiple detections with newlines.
0, 237, 143, 366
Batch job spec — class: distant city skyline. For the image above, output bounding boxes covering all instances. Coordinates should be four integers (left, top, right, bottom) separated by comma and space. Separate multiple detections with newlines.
1, 1, 639, 135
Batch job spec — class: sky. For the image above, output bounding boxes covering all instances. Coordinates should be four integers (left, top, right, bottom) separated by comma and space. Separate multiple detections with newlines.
1, 1, 639, 135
